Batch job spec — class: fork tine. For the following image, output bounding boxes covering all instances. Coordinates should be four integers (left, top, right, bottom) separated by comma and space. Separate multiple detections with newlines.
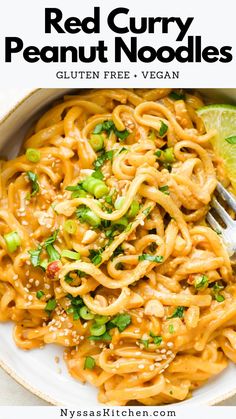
216, 182, 236, 213
206, 212, 223, 234
212, 197, 234, 226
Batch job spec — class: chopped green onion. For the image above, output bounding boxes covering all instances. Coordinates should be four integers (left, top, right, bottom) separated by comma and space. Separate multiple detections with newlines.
90, 323, 106, 336
169, 324, 174, 334
89, 134, 104, 151
26, 148, 41, 163
159, 121, 168, 137
194, 274, 209, 290
159, 185, 170, 195
64, 220, 77, 235
148, 129, 156, 141
84, 356, 96, 370
45, 298, 57, 313
82, 210, 101, 228
112, 217, 128, 230
225, 135, 236, 144
215, 294, 225, 302
61, 250, 81, 260
36, 290, 44, 299
138, 254, 163, 263
127, 201, 140, 218
80, 306, 95, 320
94, 315, 109, 325
114, 196, 125, 210
163, 147, 175, 163
167, 306, 185, 319
88, 331, 111, 341
4, 231, 21, 253
150, 332, 162, 346
82, 176, 109, 199
212, 281, 225, 302
26, 171, 40, 196
76, 206, 101, 228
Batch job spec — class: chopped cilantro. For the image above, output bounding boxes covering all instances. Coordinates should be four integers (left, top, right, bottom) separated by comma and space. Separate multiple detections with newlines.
194, 274, 209, 290
93, 120, 129, 141
225, 136, 236, 145
26, 171, 40, 196
159, 185, 170, 195
66, 294, 84, 320
94, 150, 114, 171
169, 91, 185, 101
154, 150, 162, 158
142, 206, 152, 216
44, 230, 60, 262
167, 306, 185, 319
36, 290, 44, 299
45, 298, 57, 313
150, 332, 162, 346
139, 339, 149, 348
211, 281, 225, 302
28, 245, 42, 267
89, 248, 103, 265
107, 313, 131, 332
138, 254, 163, 263
159, 121, 168, 137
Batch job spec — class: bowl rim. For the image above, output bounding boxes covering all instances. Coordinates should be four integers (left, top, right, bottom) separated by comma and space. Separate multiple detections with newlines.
0, 87, 236, 407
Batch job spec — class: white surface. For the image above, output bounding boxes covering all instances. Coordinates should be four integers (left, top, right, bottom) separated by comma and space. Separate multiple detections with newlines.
0, 88, 236, 406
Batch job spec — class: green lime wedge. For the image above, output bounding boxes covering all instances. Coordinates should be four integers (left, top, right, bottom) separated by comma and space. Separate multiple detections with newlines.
197, 104, 236, 191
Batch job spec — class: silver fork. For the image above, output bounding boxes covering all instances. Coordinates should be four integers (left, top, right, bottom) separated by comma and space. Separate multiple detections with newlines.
206, 182, 236, 262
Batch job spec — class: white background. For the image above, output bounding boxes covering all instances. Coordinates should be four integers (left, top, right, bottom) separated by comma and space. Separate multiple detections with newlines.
0, 0, 235, 87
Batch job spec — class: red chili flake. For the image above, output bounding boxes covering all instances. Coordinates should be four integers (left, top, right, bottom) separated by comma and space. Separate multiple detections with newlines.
46, 261, 61, 279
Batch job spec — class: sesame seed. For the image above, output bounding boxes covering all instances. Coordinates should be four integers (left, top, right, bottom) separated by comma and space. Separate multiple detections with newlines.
13, 274, 18, 280
35, 280, 40, 287
167, 342, 174, 348
138, 364, 145, 369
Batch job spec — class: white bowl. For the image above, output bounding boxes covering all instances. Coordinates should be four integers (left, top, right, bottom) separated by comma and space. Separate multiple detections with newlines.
0, 88, 236, 406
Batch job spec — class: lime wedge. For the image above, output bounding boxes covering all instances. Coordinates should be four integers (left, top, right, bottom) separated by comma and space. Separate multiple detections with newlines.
197, 104, 236, 191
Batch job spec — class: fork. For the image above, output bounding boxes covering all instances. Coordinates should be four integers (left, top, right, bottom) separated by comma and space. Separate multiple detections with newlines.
206, 182, 236, 262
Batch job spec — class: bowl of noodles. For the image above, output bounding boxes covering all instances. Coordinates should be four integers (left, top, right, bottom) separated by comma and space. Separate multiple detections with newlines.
0, 88, 236, 406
